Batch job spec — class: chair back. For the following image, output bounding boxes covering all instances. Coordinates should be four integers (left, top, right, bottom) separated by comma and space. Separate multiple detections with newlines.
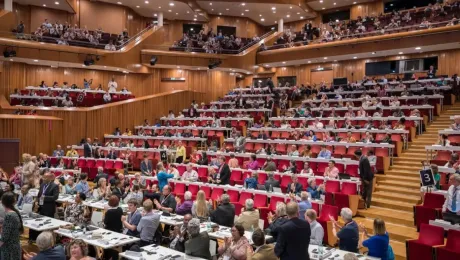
418, 223, 445, 245
319, 204, 338, 221
445, 229, 460, 252
423, 193, 445, 208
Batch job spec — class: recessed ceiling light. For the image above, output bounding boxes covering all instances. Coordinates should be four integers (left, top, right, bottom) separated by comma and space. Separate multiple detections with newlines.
241, 13, 244, 15
261, 18, 265, 21
286, 15, 290, 18
219, 12, 222, 15
398, 52, 404, 54
211, 9, 214, 11
176, 13, 178, 15
297, 12, 300, 14
324, 57, 328, 60
9, 59, 13, 61
245, 9, 249, 12
187, 11, 189, 13
193, 18, 197, 21
290, 6, 292, 9
226, 8, 229, 11
177, 66, 180, 69
300, 16, 304, 19
145, 1, 149, 3
194, 14, 197, 17
334, 2, 337, 5
154, 13, 157, 16
272, 7, 276, 10
136, 5, 140, 8
308, 61, 311, 63
415, 47, 421, 50
158, 6, 161, 8
209, 2, 212, 5
117, 2, 122, 4
168, 10, 172, 12
34, 60, 39, 62
322, 7, 325, 10
241, 3, 245, 6
275, 21, 277, 23
117, 69, 120, 71
55, 1, 59, 5
273, 11, 276, 14
353, 1, 357, 4
353, 57, 357, 59
169, 2, 174, 6
372, 52, 376, 54
43, 4, 46, 7
282, 62, 286, 64
259, 14, 262, 17
320, 0, 323, 3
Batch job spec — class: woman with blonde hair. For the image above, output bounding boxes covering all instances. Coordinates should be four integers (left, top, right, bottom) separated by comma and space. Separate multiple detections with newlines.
21, 153, 35, 187
192, 190, 211, 221
360, 218, 391, 260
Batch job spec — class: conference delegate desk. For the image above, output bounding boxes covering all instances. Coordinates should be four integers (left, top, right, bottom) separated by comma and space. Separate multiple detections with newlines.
160, 116, 255, 127
25, 86, 133, 95
210, 100, 265, 107
269, 116, 423, 135
291, 105, 434, 121
119, 244, 379, 260
10, 94, 65, 100
247, 127, 408, 152
134, 126, 231, 136
224, 94, 274, 99
358, 78, 453, 86
429, 219, 460, 231
232, 86, 293, 93
318, 85, 451, 96
425, 145, 460, 161
182, 108, 272, 118
22, 213, 71, 232
224, 138, 394, 170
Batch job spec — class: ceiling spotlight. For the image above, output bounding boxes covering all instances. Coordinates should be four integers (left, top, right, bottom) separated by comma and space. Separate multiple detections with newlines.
290, 6, 292, 9
226, 8, 229, 11
245, 9, 249, 12
320, 0, 323, 2
353, 2, 357, 4
297, 12, 300, 14
136, 5, 140, 8
261, 18, 265, 21
353, 57, 357, 59
300, 16, 304, 19
177, 66, 180, 69
272, 7, 276, 10
286, 15, 290, 18
43, 4, 46, 7
307, 61, 311, 63
334, 2, 337, 5
117, 2, 122, 4
145, 1, 149, 3
176, 13, 178, 15
282, 62, 286, 64
154, 13, 157, 16
219, 12, 222, 15
324, 57, 328, 59
55, 1, 59, 5
242, 3, 246, 6
241, 13, 244, 15
169, 2, 174, 6
259, 14, 262, 17
398, 52, 404, 54
209, 2, 212, 5
372, 52, 376, 54
158, 6, 161, 8
193, 18, 197, 21
415, 47, 421, 50
322, 7, 325, 10
211, 9, 214, 11
187, 11, 189, 13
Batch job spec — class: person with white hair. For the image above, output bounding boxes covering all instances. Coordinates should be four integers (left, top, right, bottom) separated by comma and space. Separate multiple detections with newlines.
235, 198, 260, 231
442, 173, 460, 224
330, 207, 359, 253
210, 194, 235, 227
266, 202, 288, 243
185, 218, 211, 259
175, 191, 193, 216
181, 164, 198, 182
452, 116, 460, 130
298, 191, 312, 220
23, 231, 65, 259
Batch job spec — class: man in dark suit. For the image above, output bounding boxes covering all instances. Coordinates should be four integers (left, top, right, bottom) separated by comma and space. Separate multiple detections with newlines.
83, 137, 93, 158
427, 65, 437, 78
216, 156, 230, 185
187, 105, 198, 118
286, 175, 303, 196
106, 148, 118, 160
93, 167, 108, 186
210, 194, 235, 227
355, 150, 374, 208
36, 169, 59, 217
264, 173, 280, 192
140, 154, 153, 176
275, 202, 310, 260
267, 78, 274, 93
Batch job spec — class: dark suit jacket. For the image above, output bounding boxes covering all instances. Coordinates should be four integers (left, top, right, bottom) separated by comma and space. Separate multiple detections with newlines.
188, 107, 198, 117
286, 182, 303, 195
83, 143, 93, 158
94, 172, 108, 184
37, 182, 59, 217
210, 203, 235, 227
359, 155, 374, 181
264, 179, 280, 191
218, 164, 230, 185
111, 187, 126, 200
274, 217, 311, 260
106, 152, 117, 160
140, 160, 153, 175
185, 232, 211, 259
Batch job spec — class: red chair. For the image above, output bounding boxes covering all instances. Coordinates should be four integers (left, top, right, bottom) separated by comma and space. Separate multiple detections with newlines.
210, 187, 224, 201
114, 160, 124, 170
86, 159, 96, 169
173, 183, 186, 197
188, 184, 200, 196
105, 160, 115, 170
325, 180, 340, 193
227, 189, 239, 203
280, 175, 292, 191
435, 229, 460, 260
244, 143, 254, 152
340, 182, 358, 195
238, 191, 253, 207
230, 170, 242, 185
77, 158, 86, 168
268, 195, 285, 212
334, 193, 350, 212
197, 167, 208, 182
414, 193, 445, 230
200, 186, 211, 199
177, 165, 186, 176
95, 159, 105, 168
253, 194, 268, 208
406, 223, 445, 260
317, 205, 338, 245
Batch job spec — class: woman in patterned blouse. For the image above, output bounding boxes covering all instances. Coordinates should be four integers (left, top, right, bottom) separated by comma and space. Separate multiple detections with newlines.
64, 192, 88, 225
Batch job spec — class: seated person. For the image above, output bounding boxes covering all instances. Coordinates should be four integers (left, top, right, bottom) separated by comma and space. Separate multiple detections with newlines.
307, 178, 325, 200
324, 160, 339, 179
181, 164, 198, 182
235, 199, 260, 231
317, 145, 332, 159
244, 172, 258, 189
286, 175, 303, 196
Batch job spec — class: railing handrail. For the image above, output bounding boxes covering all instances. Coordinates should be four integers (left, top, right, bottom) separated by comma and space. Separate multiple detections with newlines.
264, 19, 454, 51
117, 24, 155, 49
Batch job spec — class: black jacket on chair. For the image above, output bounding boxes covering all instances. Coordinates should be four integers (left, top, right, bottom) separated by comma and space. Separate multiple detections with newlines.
37, 182, 60, 217
274, 217, 311, 260
210, 203, 235, 227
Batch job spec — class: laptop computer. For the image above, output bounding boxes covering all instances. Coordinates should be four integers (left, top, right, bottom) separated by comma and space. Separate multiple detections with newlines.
273, 187, 282, 193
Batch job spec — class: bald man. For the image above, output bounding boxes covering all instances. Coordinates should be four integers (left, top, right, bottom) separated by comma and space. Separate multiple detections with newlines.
36, 169, 60, 217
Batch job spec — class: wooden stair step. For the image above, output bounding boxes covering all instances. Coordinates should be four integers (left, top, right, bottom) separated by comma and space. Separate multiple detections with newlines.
376, 174, 420, 182
377, 180, 420, 189
385, 171, 420, 178
392, 240, 408, 260
357, 207, 414, 227
373, 191, 420, 204
341, 217, 418, 243
375, 185, 421, 196
391, 165, 423, 171
372, 198, 414, 212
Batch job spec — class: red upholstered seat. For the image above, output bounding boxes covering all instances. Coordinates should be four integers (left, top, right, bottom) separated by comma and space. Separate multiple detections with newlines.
227, 189, 239, 203
435, 230, 460, 260
340, 182, 358, 195
414, 193, 445, 230
210, 187, 224, 201
317, 205, 338, 245
406, 223, 445, 260
325, 180, 340, 193
173, 183, 186, 197
200, 186, 211, 199
188, 184, 199, 196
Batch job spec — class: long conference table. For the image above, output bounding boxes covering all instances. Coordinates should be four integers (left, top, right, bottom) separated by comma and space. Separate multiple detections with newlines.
425, 145, 460, 161
25, 86, 133, 95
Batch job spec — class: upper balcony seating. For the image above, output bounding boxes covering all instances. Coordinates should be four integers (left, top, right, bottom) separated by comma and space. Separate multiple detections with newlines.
266, 1, 460, 51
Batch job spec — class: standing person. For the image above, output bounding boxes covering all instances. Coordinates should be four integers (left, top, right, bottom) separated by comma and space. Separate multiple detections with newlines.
185, 218, 211, 259
108, 77, 118, 92
442, 174, 460, 224
36, 170, 60, 217
355, 150, 374, 208
215, 156, 230, 185
0, 192, 23, 260
83, 138, 93, 158
156, 162, 174, 191
246, 228, 278, 260
137, 199, 161, 247
305, 209, 324, 246
274, 201, 311, 260
175, 141, 186, 163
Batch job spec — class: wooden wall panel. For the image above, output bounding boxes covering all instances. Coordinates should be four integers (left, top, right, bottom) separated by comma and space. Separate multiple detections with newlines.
207, 15, 266, 38
79, 0, 125, 33
350, 1, 384, 20
30, 5, 72, 32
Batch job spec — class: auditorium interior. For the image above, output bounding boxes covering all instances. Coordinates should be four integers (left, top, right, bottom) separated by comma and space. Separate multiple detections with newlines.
1, 0, 460, 259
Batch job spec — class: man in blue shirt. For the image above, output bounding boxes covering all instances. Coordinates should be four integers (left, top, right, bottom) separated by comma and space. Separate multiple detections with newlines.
317, 145, 332, 159
298, 191, 312, 220
245, 172, 258, 189
330, 208, 359, 253
122, 198, 142, 237
75, 173, 91, 197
